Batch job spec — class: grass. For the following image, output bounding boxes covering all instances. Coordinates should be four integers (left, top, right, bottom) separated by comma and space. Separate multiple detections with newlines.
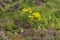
0, 0, 60, 40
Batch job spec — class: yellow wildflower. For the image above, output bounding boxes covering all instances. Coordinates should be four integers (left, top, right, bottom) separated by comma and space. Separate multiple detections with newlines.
32, 12, 41, 18
32, 12, 43, 21
28, 15, 34, 19
22, 8, 29, 13
22, 7, 32, 13
28, 15, 34, 21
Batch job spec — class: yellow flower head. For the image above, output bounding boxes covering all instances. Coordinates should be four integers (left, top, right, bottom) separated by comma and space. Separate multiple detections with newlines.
32, 12, 41, 18
28, 15, 34, 19
32, 12, 43, 21
28, 15, 34, 21
22, 8, 29, 13
22, 7, 32, 13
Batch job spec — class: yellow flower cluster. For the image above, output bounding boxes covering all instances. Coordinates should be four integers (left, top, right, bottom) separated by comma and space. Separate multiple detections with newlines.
32, 12, 41, 19
22, 7, 43, 21
28, 12, 43, 21
22, 7, 32, 13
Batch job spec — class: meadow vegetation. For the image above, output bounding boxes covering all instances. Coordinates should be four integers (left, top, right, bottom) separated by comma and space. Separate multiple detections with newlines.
0, 0, 60, 40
